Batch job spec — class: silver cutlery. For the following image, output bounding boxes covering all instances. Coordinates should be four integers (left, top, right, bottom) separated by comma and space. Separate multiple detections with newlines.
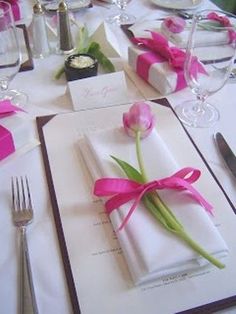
11, 176, 38, 314
215, 132, 236, 179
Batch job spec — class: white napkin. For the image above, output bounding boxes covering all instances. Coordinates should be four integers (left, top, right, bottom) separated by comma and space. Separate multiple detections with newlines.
129, 19, 230, 48
80, 127, 228, 285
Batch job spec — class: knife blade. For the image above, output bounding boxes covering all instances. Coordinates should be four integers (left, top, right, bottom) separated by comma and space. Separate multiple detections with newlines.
215, 132, 236, 179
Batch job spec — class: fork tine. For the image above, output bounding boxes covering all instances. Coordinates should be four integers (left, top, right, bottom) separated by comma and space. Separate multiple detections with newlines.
16, 177, 21, 210
25, 176, 32, 209
21, 176, 26, 210
11, 177, 15, 210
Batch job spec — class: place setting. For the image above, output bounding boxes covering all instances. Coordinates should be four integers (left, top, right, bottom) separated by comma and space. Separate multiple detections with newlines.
1, 0, 236, 313
37, 98, 236, 313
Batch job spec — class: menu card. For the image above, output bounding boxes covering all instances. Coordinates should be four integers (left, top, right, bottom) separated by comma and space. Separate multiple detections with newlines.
37, 100, 236, 313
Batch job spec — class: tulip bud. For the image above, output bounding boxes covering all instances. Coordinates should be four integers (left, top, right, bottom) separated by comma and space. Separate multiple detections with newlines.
123, 102, 155, 138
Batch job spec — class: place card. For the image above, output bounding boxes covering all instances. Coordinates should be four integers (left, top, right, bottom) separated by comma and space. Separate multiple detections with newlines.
68, 71, 130, 111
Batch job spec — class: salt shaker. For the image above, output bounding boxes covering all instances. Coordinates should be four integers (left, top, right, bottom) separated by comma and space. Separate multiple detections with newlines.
57, 0, 74, 54
31, 1, 51, 58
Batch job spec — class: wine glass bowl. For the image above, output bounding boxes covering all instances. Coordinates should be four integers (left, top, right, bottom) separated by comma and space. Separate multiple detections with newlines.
175, 10, 236, 128
0, 1, 27, 106
106, 0, 136, 25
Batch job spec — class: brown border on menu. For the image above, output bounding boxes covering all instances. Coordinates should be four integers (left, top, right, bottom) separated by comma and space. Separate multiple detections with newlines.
16, 24, 34, 72
36, 115, 81, 314
36, 99, 236, 314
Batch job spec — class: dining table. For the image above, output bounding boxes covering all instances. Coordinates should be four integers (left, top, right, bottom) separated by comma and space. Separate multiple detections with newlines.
1, 0, 236, 313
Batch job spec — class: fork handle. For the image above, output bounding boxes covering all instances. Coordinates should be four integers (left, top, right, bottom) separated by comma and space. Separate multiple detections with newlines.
20, 227, 39, 314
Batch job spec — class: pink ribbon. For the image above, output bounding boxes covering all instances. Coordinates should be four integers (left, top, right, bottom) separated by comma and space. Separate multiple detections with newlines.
132, 32, 205, 91
94, 167, 213, 230
5, 0, 21, 21
207, 12, 236, 43
0, 100, 23, 160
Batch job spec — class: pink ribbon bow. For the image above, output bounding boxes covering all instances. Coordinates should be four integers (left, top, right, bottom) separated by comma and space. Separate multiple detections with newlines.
94, 167, 213, 230
207, 12, 236, 43
131, 31, 205, 91
0, 100, 24, 160
5, 0, 21, 21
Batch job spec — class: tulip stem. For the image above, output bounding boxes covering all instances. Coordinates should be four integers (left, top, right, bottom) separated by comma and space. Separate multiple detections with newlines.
135, 131, 225, 270
136, 131, 148, 182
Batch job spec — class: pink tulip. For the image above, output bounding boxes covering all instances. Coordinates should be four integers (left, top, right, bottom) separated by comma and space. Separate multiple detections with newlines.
123, 102, 155, 138
163, 16, 186, 34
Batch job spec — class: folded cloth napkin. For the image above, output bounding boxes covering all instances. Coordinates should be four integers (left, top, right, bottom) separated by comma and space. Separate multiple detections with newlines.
129, 19, 230, 48
80, 127, 228, 285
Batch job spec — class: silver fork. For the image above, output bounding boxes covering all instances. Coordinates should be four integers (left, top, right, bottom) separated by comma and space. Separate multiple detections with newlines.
11, 176, 39, 314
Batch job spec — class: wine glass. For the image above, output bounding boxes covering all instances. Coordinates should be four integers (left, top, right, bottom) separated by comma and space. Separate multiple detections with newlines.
106, 0, 136, 25
175, 9, 236, 128
0, 1, 27, 106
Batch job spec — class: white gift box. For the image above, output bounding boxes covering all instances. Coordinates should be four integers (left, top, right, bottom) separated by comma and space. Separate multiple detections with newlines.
128, 46, 186, 95
0, 112, 36, 161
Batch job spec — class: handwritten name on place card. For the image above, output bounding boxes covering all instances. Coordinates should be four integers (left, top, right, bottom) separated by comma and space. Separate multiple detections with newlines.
68, 71, 130, 111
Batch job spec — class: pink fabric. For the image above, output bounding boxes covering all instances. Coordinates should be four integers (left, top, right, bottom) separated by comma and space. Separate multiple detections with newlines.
0, 99, 23, 160
5, 0, 21, 21
0, 99, 24, 118
132, 32, 205, 92
94, 167, 213, 230
0, 125, 15, 160
207, 12, 236, 44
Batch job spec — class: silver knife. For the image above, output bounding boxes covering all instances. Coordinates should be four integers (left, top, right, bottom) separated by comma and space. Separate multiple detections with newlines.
215, 132, 236, 179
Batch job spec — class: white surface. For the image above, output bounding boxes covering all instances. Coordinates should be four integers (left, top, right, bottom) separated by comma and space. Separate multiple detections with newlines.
0, 0, 235, 313
150, 0, 203, 10
41, 104, 236, 314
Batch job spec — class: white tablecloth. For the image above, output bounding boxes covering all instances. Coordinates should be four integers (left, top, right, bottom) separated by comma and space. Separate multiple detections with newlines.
0, 0, 235, 313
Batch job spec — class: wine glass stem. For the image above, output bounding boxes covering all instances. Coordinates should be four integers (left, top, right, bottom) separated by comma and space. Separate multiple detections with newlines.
194, 95, 207, 115
0, 79, 9, 92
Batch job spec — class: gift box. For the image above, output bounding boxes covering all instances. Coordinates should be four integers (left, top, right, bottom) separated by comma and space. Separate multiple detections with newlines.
128, 46, 186, 95
128, 32, 189, 95
0, 101, 35, 161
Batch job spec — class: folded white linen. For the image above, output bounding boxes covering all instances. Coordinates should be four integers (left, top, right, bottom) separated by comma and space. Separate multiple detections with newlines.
129, 19, 230, 48
80, 127, 228, 285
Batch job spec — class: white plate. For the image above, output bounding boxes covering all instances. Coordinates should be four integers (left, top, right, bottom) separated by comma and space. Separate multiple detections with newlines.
150, 0, 203, 10
44, 0, 92, 12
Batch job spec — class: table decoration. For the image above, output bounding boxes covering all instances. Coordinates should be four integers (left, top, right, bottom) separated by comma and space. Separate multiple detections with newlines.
86, 102, 227, 284
64, 53, 98, 81
37, 100, 236, 313
128, 31, 205, 95
67, 70, 130, 110
54, 26, 115, 79
127, 14, 236, 49
0, 100, 35, 161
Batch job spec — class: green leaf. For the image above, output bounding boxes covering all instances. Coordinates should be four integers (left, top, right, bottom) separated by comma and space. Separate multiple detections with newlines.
75, 26, 90, 53
111, 155, 144, 183
198, 21, 228, 32
88, 42, 115, 73
54, 65, 65, 80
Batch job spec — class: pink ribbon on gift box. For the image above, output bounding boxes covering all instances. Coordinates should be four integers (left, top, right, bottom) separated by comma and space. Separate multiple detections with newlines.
94, 167, 213, 230
5, 0, 21, 21
131, 31, 205, 92
0, 100, 24, 160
